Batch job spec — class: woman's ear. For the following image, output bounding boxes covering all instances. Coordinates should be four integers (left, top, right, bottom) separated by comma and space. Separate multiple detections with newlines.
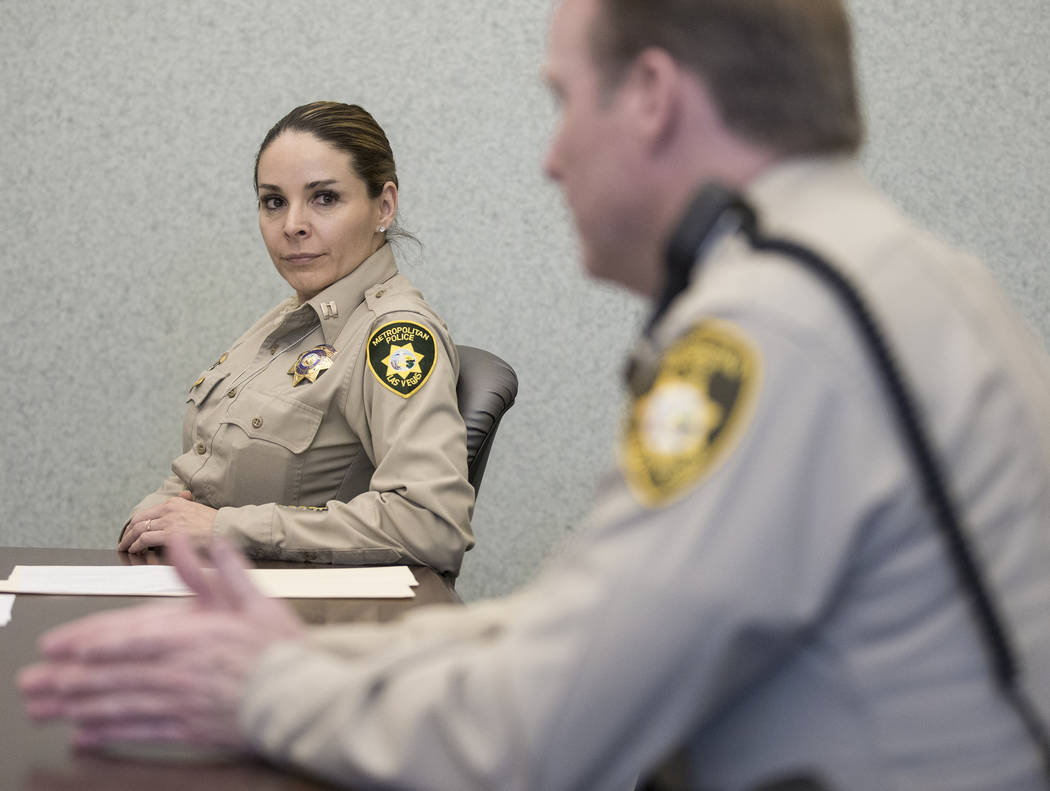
377, 181, 398, 229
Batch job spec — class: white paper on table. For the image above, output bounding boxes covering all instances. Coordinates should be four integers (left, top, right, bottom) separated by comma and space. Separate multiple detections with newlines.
0, 593, 13, 626
249, 567, 417, 598
0, 565, 417, 599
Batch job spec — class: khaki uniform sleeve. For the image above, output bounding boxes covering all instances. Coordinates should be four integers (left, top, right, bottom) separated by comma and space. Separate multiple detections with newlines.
301, 598, 512, 660
213, 315, 475, 576
238, 319, 905, 791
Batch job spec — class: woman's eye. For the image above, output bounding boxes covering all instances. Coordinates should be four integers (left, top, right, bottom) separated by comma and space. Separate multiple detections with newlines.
315, 191, 338, 206
260, 195, 284, 211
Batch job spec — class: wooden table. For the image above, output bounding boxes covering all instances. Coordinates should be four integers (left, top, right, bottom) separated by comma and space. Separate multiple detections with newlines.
1, 546, 461, 790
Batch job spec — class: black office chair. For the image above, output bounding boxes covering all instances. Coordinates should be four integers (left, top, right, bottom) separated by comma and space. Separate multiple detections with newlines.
455, 345, 518, 493
640, 772, 831, 791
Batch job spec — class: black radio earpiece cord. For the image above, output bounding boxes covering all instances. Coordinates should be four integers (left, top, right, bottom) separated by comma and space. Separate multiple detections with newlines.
652, 185, 1050, 786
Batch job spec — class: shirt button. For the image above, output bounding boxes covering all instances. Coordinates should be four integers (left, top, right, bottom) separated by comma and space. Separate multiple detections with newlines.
226, 388, 237, 398
194, 441, 207, 455
374, 289, 386, 299
251, 417, 263, 429
269, 344, 279, 355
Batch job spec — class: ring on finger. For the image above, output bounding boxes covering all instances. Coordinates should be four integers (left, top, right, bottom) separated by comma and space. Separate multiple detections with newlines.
146, 519, 153, 532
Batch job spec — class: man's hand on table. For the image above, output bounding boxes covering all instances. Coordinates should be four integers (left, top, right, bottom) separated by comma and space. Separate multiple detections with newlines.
18, 534, 304, 749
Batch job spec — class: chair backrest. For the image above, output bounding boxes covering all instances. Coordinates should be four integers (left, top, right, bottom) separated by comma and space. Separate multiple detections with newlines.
456, 345, 518, 493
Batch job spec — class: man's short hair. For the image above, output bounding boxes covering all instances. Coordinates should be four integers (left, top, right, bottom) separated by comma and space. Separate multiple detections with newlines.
590, 0, 863, 156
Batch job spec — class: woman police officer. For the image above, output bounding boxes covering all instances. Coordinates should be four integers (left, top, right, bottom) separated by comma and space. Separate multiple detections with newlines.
118, 102, 474, 577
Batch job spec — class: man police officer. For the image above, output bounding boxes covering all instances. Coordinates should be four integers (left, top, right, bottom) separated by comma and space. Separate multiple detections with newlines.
19, 0, 1050, 788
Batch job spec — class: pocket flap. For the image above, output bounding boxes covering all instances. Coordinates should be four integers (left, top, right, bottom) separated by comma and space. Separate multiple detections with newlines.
221, 392, 324, 454
186, 369, 229, 406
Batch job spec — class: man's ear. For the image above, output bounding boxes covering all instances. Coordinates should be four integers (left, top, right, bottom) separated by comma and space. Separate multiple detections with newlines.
622, 47, 685, 150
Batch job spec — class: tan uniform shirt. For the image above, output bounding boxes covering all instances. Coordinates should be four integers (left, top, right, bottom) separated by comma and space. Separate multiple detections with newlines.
129, 245, 475, 575
239, 159, 1050, 789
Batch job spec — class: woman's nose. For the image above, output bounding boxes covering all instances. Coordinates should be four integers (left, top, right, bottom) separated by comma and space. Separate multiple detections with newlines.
283, 205, 309, 237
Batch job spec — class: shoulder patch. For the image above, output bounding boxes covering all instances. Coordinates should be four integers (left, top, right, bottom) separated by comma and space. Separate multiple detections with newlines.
367, 320, 437, 398
620, 320, 760, 507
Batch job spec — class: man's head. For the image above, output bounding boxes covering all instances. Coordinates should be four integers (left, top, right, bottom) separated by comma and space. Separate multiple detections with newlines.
591, 0, 862, 157
543, 0, 862, 295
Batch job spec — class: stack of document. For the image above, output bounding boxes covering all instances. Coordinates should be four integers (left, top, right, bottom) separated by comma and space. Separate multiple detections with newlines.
0, 565, 417, 599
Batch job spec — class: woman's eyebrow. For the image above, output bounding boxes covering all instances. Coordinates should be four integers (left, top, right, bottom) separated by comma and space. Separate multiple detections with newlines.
257, 179, 340, 193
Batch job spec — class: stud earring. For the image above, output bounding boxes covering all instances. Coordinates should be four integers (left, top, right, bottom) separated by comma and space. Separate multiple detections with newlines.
377, 225, 386, 233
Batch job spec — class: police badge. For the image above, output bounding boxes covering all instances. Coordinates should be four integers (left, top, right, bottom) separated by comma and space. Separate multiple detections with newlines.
289, 344, 336, 385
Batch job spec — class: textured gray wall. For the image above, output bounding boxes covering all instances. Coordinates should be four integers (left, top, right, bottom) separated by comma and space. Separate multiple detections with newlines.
1, 1, 1048, 602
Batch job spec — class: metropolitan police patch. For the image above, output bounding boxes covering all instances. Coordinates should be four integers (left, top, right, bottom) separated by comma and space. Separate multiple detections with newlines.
367, 320, 437, 398
620, 320, 759, 506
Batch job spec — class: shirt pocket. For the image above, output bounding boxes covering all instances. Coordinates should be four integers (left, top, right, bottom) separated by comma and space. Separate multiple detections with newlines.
220, 391, 325, 454
186, 369, 230, 407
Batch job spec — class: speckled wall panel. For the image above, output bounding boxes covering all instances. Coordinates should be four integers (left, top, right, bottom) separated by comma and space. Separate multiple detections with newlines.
1, 1, 1047, 601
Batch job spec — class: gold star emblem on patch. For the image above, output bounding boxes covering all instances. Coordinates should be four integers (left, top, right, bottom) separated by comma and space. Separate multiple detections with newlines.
638, 381, 724, 458
381, 343, 424, 380
288, 344, 336, 385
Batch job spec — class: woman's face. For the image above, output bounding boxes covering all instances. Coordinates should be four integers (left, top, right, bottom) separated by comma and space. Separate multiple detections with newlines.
256, 132, 396, 302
